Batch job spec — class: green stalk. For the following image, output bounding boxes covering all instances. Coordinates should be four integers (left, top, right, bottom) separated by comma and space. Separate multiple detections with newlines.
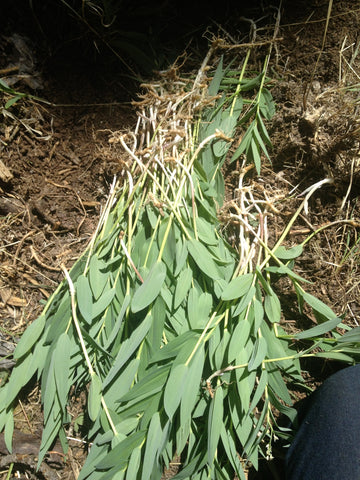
230, 49, 251, 116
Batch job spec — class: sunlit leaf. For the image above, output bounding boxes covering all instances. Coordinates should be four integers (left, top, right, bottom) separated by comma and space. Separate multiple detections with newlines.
150, 331, 199, 363
264, 292, 281, 323
89, 255, 109, 299
208, 385, 223, 466
126, 447, 142, 480
253, 123, 270, 160
96, 430, 146, 470
164, 363, 188, 418
248, 337, 267, 371
188, 290, 212, 329
295, 317, 341, 340
228, 320, 251, 363
274, 245, 303, 260
315, 351, 354, 362
221, 273, 253, 301
118, 365, 170, 403
131, 261, 166, 313
4, 411, 14, 453
103, 313, 152, 388
249, 137, 261, 174
188, 239, 222, 280
141, 412, 162, 480
196, 217, 218, 245
54, 333, 71, 407
180, 346, 204, 425
208, 57, 224, 96
76, 275, 94, 323
174, 268, 193, 309
230, 124, 254, 163
88, 373, 102, 422
302, 291, 337, 320
13, 314, 46, 359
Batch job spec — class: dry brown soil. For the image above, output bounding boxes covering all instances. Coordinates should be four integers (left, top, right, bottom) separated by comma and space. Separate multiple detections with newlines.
0, 1, 359, 479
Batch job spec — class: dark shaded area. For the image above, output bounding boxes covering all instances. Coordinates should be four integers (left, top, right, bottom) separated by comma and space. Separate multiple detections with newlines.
0, 0, 280, 78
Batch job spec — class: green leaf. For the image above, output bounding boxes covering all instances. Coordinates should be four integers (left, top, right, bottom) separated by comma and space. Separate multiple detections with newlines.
257, 114, 272, 146
196, 217, 218, 245
104, 295, 131, 349
175, 241, 188, 276
233, 286, 256, 317
96, 430, 146, 469
104, 359, 139, 408
174, 268, 193, 309
54, 333, 71, 408
188, 290, 212, 329
88, 373, 102, 422
141, 412, 162, 480
4, 410, 14, 453
131, 261, 166, 313
76, 275, 94, 323
89, 255, 109, 299
220, 426, 246, 480
208, 385, 223, 466
150, 331, 200, 363
5, 94, 23, 109
181, 347, 204, 424
337, 327, 360, 343
249, 137, 261, 174
274, 245, 303, 260
208, 57, 224, 96
164, 363, 188, 418
259, 88, 275, 120
213, 116, 237, 157
295, 317, 341, 340
315, 351, 354, 363
230, 124, 254, 163
267, 366, 292, 404
302, 291, 337, 320
118, 365, 170, 403
221, 274, 253, 301
247, 369, 268, 413
171, 453, 206, 479
14, 314, 46, 359
265, 264, 310, 283
103, 312, 152, 388
253, 123, 270, 160
248, 337, 267, 371
76, 275, 116, 324
264, 292, 281, 323
228, 320, 251, 363
188, 239, 222, 280
92, 289, 116, 321
126, 447, 142, 480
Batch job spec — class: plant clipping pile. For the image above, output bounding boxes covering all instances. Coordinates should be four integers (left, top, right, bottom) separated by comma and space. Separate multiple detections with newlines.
1, 48, 360, 480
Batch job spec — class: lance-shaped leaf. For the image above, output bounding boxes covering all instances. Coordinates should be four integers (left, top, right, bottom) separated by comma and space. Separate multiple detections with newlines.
131, 261, 167, 313
13, 314, 46, 359
221, 273, 254, 301
208, 385, 223, 466
295, 317, 341, 340
187, 239, 222, 280
248, 337, 267, 372
141, 412, 162, 480
164, 363, 188, 419
174, 268, 193, 309
88, 373, 102, 422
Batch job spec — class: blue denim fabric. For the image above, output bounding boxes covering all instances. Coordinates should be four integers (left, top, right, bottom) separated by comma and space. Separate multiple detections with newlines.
285, 364, 360, 479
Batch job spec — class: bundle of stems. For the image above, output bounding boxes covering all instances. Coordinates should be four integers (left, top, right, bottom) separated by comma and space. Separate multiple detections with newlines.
0, 48, 359, 480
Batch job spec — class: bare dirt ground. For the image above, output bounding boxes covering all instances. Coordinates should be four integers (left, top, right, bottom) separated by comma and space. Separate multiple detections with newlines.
0, 1, 359, 478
